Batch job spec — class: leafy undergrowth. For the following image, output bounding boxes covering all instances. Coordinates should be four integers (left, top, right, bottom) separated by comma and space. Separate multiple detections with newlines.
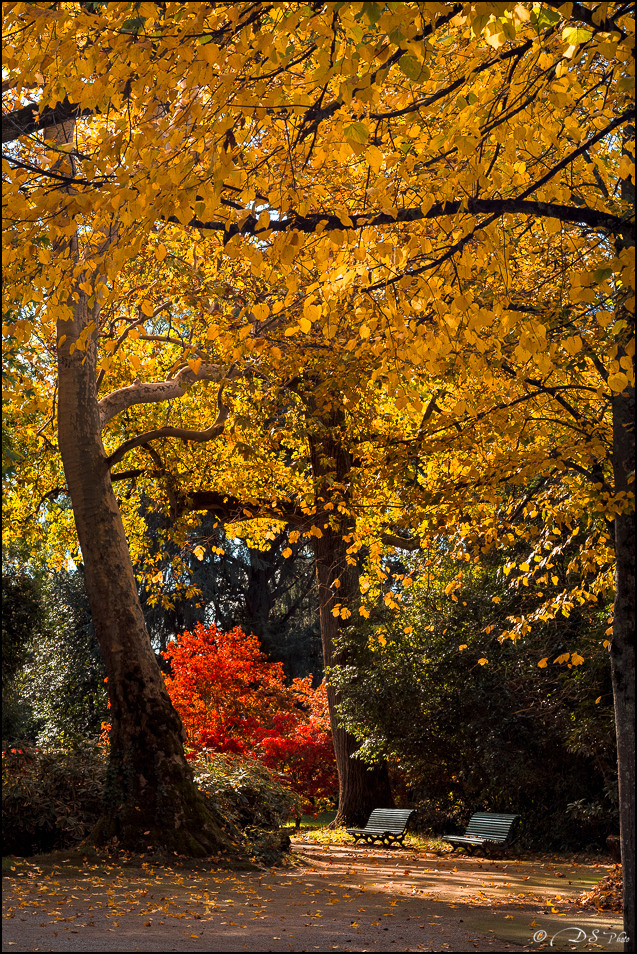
2, 745, 297, 866
575, 864, 623, 912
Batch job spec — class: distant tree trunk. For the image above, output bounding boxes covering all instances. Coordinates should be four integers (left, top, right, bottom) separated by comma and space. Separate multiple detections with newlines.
57, 287, 232, 857
245, 542, 277, 645
309, 410, 393, 827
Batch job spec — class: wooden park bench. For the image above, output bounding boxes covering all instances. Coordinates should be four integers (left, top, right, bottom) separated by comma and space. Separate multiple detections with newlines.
346, 808, 415, 847
443, 812, 520, 856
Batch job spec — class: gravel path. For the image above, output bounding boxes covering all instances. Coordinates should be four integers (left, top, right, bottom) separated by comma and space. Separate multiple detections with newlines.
2, 842, 623, 952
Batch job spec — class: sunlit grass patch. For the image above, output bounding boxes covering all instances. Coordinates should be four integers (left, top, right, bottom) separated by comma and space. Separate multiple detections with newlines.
286, 818, 450, 853
282, 811, 337, 830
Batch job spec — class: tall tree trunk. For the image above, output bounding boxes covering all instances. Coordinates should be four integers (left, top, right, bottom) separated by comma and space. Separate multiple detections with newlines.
613, 128, 634, 953
309, 411, 393, 827
611, 388, 635, 954
57, 288, 231, 857
611, 370, 635, 954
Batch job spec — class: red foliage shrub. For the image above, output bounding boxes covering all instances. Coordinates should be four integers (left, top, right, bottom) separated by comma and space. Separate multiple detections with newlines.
162, 623, 337, 812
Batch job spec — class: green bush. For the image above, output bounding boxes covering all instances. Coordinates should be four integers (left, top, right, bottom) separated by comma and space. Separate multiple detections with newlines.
2, 741, 106, 856
2, 744, 299, 864
192, 753, 301, 863
193, 752, 302, 830
331, 545, 617, 853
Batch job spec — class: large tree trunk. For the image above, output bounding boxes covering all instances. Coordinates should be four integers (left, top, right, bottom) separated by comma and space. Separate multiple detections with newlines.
613, 126, 634, 952
309, 412, 393, 827
611, 386, 635, 953
56, 287, 232, 857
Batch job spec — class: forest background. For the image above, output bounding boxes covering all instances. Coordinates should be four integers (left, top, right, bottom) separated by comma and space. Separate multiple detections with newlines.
1, 0, 634, 947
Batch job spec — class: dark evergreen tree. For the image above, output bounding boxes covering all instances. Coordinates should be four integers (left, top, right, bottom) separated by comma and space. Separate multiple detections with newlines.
136, 506, 322, 682
2, 553, 45, 742
13, 567, 108, 745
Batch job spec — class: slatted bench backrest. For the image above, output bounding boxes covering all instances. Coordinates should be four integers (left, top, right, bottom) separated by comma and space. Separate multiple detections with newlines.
364, 809, 414, 831
464, 813, 520, 842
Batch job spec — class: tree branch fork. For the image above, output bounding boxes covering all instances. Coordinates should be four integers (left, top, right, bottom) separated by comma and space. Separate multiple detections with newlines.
101, 364, 240, 470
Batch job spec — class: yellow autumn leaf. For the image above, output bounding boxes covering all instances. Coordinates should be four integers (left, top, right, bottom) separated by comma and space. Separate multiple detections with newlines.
554, 653, 571, 665
478, 658, 488, 665
344, 122, 368, 144
193, 546, 205, 561
140, 300, 154, 316
366, 144, 384, 173
538, 658, 549, 668
252, 302, 269, 322
571, 653, 585, 665
608, 372, 629, 393
282, 547, 293, 558
459, 644, 468, 650
155, 244, 167, 262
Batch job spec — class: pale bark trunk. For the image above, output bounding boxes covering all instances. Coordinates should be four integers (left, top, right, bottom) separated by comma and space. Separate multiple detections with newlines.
56, 287, 231, 856
309, 414, 393, 827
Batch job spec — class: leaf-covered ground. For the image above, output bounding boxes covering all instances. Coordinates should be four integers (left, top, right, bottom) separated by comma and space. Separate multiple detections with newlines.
2, 841, 623, 952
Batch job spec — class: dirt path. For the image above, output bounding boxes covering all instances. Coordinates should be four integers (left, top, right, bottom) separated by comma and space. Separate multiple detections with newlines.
2, 840, 623, 952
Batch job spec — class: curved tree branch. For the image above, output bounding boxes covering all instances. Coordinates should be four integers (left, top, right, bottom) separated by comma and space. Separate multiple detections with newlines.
380, 532, 422, 551
106, 383, 230, 470
98, 362, 240, 428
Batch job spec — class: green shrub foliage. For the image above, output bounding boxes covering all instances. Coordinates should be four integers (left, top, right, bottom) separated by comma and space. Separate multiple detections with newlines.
2, 744, 297, 863
2, 742, 106, 856
331, 547, 617, 852
192, 753, 301, 863
2, 560, 47, 742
